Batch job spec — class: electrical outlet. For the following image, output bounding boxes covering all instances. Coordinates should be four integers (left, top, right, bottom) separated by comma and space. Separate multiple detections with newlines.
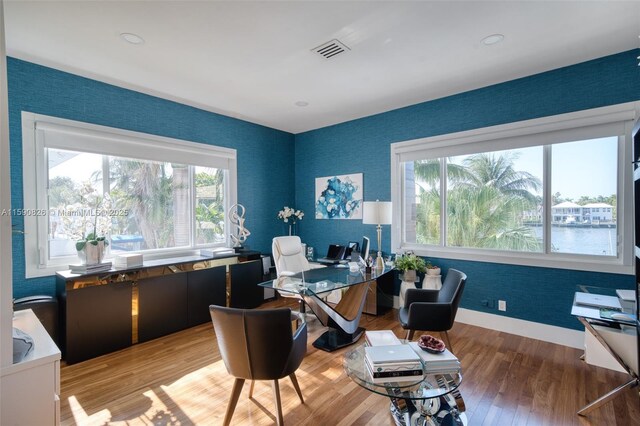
498, 300, 507, 311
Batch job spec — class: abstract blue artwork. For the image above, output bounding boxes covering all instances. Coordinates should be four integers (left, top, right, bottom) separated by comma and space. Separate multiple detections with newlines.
315, 173, 363, 219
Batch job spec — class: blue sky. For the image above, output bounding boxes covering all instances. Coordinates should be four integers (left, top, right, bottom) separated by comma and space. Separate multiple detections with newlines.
510, 137, 617, 200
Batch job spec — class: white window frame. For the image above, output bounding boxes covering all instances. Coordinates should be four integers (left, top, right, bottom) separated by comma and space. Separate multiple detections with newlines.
22, 112, 237, 278
391, 102, 639, 274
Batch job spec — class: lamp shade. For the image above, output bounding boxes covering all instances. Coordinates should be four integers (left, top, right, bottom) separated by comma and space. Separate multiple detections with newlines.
362, 201, 392, 225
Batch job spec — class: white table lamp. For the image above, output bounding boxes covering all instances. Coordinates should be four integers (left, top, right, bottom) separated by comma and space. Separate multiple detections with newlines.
362, 200, 392, 270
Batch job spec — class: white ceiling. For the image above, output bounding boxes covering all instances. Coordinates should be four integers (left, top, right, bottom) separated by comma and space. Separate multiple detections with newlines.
4, 1, 640, 134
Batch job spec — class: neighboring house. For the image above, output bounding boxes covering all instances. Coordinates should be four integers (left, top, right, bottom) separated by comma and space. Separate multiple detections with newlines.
551, 201, 614, 224
581, 202, 614, 222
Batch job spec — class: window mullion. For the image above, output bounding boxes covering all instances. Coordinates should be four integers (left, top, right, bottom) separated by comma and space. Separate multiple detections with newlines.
440, 157, 447, 248
38, 144, 49, 267
543, 145, 552, 254
102, 156, 109, 195
189, 165, 195, 249
224, 169, 231, 248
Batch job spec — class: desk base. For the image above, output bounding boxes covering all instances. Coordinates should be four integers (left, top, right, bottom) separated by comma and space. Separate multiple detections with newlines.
312, 327, 365, 352
390, 392, 467, 426
578, 378, 639, 416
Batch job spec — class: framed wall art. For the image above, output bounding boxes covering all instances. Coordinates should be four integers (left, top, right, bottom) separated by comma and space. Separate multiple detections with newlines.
315, 173, 363, 219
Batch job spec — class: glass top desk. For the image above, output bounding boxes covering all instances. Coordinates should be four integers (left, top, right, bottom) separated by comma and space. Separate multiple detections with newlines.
259, 266, 394, 351
344, 342, 466, 426
571, 285, 639, 416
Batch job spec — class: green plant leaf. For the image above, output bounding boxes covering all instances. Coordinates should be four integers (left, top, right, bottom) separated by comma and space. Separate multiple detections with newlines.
76, 241, 86, 251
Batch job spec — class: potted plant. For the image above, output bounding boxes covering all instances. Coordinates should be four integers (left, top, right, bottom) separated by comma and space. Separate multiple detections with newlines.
76, 232, 109, 265
394, 253, 426, 282
426, 260, 441, 276
62, 183, 112, 265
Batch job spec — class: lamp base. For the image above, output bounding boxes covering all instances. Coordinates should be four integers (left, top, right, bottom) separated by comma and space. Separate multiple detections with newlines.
375, 251, 385, 270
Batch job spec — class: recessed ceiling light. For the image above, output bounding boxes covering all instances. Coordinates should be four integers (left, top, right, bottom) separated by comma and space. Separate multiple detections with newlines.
481, 34, 504, 46
120, 33, 144, 45
295, 101, 309, 107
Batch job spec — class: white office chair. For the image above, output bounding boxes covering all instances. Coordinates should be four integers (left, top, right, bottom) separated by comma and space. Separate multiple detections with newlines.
272, 236, 327, 314
272, 236, 311, 278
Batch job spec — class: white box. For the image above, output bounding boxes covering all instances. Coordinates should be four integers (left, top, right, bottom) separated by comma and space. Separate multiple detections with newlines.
365, 330, 401, 346
114, 253, 143, 268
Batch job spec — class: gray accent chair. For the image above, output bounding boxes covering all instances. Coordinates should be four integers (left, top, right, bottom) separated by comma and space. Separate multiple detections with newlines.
398, 268, 467, 351
210, 306, 307, 426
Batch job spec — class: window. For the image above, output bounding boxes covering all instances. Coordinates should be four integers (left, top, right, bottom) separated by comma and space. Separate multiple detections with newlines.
391, 103, 637, 273
22, 113, 237, 277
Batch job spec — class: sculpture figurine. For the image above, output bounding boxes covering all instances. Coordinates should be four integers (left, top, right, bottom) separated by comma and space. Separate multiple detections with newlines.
229, 203, 251, 249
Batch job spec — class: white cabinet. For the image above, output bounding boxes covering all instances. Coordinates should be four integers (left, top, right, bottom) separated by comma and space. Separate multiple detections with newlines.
1, 309, 61, 425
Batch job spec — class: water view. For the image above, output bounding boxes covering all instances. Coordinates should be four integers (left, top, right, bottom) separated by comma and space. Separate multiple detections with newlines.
530, 226, 617, 256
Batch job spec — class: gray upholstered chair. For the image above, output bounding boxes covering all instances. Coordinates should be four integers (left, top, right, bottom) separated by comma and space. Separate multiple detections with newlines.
398, 268, 467, 351
210, 306, 307, 426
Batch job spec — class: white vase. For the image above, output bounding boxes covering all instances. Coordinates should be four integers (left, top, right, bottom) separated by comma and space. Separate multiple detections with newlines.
77, 241, 106, 265
399, 279, 417, 307
423, 274, 442, 290
426, 267, 441, 276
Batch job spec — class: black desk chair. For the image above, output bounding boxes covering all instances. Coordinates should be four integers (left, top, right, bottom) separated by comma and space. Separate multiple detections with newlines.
210, 306, 307, 426
398, 268, 467, 351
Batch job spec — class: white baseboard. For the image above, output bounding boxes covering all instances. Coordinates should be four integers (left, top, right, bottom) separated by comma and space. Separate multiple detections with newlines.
455, 308, 584, 349
393, 296, 584, 349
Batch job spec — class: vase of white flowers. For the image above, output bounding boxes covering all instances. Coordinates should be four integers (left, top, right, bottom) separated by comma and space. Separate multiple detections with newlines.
277, 206, 304, 236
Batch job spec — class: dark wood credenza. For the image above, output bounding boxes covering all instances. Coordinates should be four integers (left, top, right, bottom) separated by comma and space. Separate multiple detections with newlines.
56, 252, 262, 364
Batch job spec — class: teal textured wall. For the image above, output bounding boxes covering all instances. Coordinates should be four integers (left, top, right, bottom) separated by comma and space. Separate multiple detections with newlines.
8, 58, 295, 298
7, 51, 639, 330
294, 50, 640, 330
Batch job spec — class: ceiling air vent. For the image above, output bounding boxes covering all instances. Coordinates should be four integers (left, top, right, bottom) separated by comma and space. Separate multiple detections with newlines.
312, 39, 350, 59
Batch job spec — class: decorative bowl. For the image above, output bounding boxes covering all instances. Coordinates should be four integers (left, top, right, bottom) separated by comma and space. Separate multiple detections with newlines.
417, 334, 446, 353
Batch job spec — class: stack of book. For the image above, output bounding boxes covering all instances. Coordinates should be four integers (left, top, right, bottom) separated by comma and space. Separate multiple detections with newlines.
114, 253, 143, 269
364, 344, 424, 384
69, 262, 112, 274
365, 330, 401, 346
200, 247, 235, 257
408, 342, 460, 373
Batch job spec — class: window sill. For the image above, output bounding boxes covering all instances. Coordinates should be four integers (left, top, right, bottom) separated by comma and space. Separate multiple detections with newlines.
400, 244, 633, 275
26, 246, 230, 279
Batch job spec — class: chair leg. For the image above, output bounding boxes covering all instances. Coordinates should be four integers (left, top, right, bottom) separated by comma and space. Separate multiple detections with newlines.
223, 378, 245, 426
442, 330, 453, 352
406, 329, 415, 340
289, 372, 304, 404
272, 379, 284, 426
248, 380, 255, 399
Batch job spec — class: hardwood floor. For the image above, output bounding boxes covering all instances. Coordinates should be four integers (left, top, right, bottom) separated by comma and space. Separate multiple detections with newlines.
60, 299, 640, 425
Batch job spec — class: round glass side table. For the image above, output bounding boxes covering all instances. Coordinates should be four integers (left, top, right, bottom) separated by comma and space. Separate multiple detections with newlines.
344, 343, 466, 426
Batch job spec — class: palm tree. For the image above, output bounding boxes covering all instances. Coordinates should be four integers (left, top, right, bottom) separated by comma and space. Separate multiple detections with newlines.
109, 159, 175, 249
414, 158, 471, 185
415, 186, 440, 245
459, 152, 541, 203
446, 185, 541, 251
412, 152, 542, 252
